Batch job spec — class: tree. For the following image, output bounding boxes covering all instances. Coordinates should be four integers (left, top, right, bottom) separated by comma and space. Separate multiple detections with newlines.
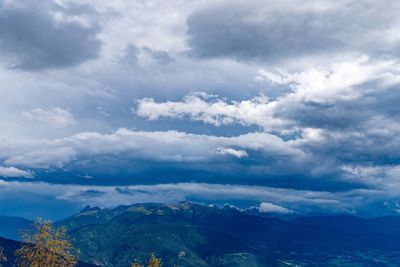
16, 218, 77, 267
148, 254, 161, 267
0, 247, 6, 267
131, 253, 162, 267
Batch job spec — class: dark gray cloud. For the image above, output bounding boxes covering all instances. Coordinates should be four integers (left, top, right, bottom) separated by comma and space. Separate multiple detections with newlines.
0, 0, 101, 70
186, 0, 400, 61
120, 44, 175, 66
142, 46, 175, 64
120, 44, 140, 66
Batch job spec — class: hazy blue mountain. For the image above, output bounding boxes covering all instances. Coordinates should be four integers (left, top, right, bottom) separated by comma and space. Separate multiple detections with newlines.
0, 216, 33, 241
291, 215, 400, 235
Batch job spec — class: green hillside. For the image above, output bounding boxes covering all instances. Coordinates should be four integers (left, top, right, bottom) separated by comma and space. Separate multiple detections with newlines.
62, 202, 266, 266
58, 202, 400, 266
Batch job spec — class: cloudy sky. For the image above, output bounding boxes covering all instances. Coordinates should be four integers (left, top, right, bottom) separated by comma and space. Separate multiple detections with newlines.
1, 0, 400, 219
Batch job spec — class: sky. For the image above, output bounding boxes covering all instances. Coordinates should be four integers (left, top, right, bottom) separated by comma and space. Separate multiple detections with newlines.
1, 0, 400, 219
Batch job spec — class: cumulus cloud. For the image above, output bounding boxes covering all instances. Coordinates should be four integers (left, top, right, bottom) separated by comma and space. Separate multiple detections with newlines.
136, 93, 288, 130
0, 166, 33, 178
22, 107, 75, 128
258, 202, 290, 214
255, 56, 398, 103
341, 164, 400, 190
136, 57, 400, 130
187, 0, 400, 61
216, 147, 248, 158
0, 0, 101, 70
0, 128, 303, 174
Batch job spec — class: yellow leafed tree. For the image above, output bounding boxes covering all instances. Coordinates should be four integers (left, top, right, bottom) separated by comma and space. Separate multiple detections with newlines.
16, 218, 77, 267
131, 253, 161, 267
148, 254, 161, 267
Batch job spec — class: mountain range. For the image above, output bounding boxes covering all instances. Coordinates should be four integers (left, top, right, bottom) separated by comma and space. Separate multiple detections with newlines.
1, 202, 400, 266
0, 216, 33, 241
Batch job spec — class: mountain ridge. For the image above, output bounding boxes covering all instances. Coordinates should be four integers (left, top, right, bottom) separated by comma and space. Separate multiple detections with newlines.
59, 202, 400, 266
2, 202, 400, 266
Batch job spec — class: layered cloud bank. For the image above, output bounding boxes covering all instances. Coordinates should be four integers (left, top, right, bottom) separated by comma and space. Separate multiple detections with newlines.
0, 0, 399, 217
0, 166, 33, 179
1, 180, 399, 219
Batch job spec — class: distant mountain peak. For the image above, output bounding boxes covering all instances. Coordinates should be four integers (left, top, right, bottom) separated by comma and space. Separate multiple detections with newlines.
178, 200, 194, 206
80, 205, 101, 213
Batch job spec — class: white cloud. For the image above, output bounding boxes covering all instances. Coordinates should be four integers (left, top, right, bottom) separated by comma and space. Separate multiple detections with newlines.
0, 128, 301, 169
258, 202, 290, 214
136, 93, 289, 130
342, 164, 400, 189
136, 57, 400, 138
0, 166, 33, 178
256, 56, 399, 103
216, 147, 248, 158
22, 107, 75, 128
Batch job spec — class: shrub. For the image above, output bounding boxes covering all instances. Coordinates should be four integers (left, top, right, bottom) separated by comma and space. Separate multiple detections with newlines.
16, 218, 77, 267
